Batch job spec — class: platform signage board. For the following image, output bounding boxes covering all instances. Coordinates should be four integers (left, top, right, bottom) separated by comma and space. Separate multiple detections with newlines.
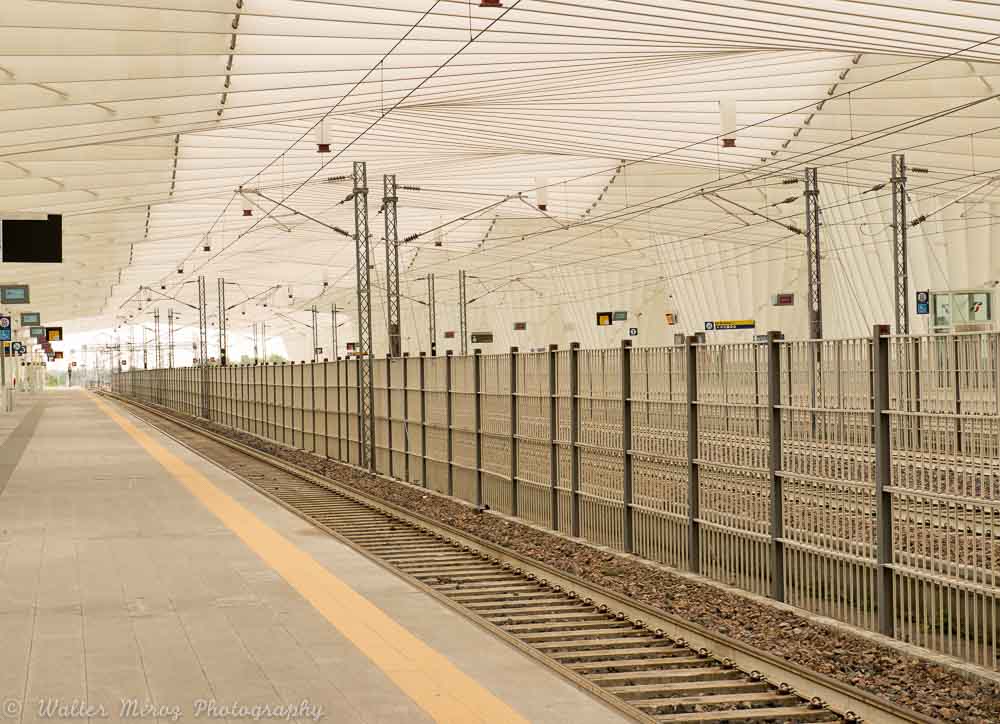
20, 312, 40, 325
470, 332, 493, 344
704, 319, 756, 331
0, 315, 9, 342
0, 285, 30, 304
916, 290, 930, 315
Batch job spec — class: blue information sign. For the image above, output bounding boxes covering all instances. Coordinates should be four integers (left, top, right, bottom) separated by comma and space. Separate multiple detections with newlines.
916, 290, 930, 315
0, 315, 10, 342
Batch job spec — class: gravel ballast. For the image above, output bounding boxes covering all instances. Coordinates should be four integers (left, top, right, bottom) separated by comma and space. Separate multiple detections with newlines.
131, 402, 1000, 724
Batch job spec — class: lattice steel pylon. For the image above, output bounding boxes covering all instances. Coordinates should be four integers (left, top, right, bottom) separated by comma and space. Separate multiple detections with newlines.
427, 274, 436, 353
804, 168, 822, 340
353, 161, 375, 469
153, 309, 161, 368
167, 308, 175, 368
891, 154, 909, 335
197, 275, 208, 366
217, 277, 227, 365
311, 305, 319, 361
383, 174, 402, 357
458, 269, 468, 355
197, 275, 209, 417
331, 304, 339, 357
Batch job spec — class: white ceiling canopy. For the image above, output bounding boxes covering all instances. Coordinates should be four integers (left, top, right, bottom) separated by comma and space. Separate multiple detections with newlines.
2, 0, 1000, 349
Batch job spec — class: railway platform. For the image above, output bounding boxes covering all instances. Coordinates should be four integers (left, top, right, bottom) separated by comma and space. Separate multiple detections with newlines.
0, 389, 630, 724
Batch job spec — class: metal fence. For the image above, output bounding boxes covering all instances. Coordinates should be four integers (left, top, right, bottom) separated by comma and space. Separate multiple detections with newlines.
112, 328, 999, 671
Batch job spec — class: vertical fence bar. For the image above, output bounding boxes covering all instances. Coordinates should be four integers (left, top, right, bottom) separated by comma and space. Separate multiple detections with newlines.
446, 350, 454, 496
768, 331, 785, 601
873, 323, 894, 636
473, 349, 483, 507
621, 340, 634, 554
420, 352, 428, 488
548, 343, 559, 531
569, 342, 581, 537
686, 334, 701, 574
510, 346, 519, 517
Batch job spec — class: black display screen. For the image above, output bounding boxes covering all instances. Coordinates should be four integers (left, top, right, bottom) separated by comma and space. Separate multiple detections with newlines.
1, 214, 63, 263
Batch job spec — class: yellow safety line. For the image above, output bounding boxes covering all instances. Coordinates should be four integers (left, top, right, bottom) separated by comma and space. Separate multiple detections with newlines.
90, 394, 530, 724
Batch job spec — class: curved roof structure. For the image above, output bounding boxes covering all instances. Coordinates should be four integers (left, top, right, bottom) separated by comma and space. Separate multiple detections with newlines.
3, 0, 1000, 358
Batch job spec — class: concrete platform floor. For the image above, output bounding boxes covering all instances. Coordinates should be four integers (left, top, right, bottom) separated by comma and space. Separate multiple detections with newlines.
0, 389, 631, 724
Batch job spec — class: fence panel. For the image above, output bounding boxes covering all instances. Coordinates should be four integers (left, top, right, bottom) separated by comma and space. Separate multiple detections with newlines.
631, 345, 689, 568
577, 347, 625, 549
696, 342, 771, 596
481, 352, 512, 515
424, 356, 449, 494
890, 333, 999, 669
451, 355, 477, 504
515, 351, 552, 528
373, 357, 390, 474
781, 338, 878, 630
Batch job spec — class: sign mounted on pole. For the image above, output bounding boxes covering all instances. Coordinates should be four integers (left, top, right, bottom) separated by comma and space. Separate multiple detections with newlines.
45, 326, 63, 342
596, 312, 612, 326
771, 293, 795, 307
628, 327, 638, 336
20, 312, 40, 325
0, 285, 30, 304
915, 290, 930, 315
470, 332, 493, 344
613, 311, 628, 322
0, 315, 10, 342
704, 319, 756, 331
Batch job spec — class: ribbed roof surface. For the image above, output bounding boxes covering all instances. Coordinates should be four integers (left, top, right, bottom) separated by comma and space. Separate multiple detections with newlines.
3, 1, 1000, 356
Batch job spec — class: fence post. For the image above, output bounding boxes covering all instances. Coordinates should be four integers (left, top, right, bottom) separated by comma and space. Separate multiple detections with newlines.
474, 349, 483, 507
548, 344, 559, 531
686, 334, 701, 574
569, 342, 581, 537
767, 331, 785, 602
446, 350, 454, 496
621, 339, 634, 554
355, 357, 363, 465
873, 323, 894, 637
419, 352, 428, 487
510, 346, 519, 517
386, 353, 394, 478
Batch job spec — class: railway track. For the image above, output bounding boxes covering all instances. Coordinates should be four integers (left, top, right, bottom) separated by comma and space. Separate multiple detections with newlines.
104, 392, 939, 724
